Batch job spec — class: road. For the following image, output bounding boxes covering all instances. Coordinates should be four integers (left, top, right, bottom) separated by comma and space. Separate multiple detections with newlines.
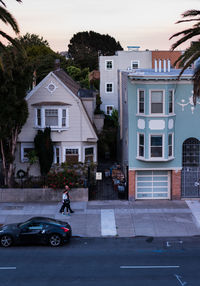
0, 237, 200, 286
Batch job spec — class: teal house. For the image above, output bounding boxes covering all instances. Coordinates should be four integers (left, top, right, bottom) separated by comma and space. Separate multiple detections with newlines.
119, 60, 200, 200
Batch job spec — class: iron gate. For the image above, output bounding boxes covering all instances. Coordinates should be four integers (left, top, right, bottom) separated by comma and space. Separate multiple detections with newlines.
181, 138, 200, 198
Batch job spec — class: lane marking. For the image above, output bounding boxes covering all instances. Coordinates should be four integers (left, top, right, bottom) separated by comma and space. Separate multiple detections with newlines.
0, 267, 16, 270
174, 274, 187, 286
101, 209, 117, 236
120, 266, 180, 269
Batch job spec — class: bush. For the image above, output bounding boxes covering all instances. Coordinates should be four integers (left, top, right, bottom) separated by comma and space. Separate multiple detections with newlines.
47, 170, 84, 190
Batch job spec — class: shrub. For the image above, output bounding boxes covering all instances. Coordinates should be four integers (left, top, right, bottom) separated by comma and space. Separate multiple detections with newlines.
47, 170, 84, 190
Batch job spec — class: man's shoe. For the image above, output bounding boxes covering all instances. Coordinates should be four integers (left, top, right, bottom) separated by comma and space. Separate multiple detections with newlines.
70, 211, 74, 213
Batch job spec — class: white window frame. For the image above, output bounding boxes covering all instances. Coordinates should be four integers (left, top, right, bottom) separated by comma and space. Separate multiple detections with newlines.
149, 89, 165, 116
131, 60, 139, 69
105, 105, 114, 116
53, 146, 61, 164
137, 133, 145, 158
105, 82, 114, 93
21, 143, 34, 163
137, 89, 145, 114
63, 146, 81, 162
149, 134, 164, 160
168, 90, 174, 114
105, 60, 113, 70
35, 106, 69, 130
83, 145, 96, 162
168, 133, 174, 158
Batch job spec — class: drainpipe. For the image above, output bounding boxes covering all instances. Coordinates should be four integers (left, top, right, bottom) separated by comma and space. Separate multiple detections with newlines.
159, 59, 162, 72
167, 59, 171, 72
163, 60, 166, 73
154, 59, 158, 72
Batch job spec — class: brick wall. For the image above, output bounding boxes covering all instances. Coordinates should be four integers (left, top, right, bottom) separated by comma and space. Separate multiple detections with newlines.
152, 51, 182, 69
128, 170, 136, 200
171, 170, 181, 200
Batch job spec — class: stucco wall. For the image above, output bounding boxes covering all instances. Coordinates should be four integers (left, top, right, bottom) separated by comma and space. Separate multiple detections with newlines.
0, 188, 88, 202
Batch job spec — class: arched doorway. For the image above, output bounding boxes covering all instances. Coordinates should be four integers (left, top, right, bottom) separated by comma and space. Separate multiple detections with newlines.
181, 138, 200, 197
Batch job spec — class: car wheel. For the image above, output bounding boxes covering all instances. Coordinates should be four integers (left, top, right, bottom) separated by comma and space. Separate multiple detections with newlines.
0, 235, 13, 247
49, 234, 62, 247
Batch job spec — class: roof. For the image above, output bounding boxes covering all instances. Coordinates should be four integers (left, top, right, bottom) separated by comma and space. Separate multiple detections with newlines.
79, 88, 96, 98
53, 69, 80, 96
127, 68, 193, 80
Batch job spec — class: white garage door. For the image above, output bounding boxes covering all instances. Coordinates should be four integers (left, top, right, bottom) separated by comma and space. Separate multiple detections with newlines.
136, 170, 170, 199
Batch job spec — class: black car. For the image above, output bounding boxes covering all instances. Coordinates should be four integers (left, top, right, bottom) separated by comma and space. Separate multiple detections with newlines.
0, 217, 72, 247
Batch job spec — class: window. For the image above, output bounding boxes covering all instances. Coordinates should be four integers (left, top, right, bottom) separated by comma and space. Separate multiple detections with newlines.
35, 107, 69, 129
138, 134, 144, 157
106, 83, 113, 93
85, 147, 94, 163
150, 135, 163, 158
105, 60, 113, 70
45, 109, 58, 127
37, 109, 41, 126
138, 90, 145, 114
21, 144, 34, 162
106, 105, 114, 115
168, 134, 173, 157
54, 146, 60, 164
65, 148, 79, 164
168, 90, 173, 114
131, 60, 139, 69
150, 90, 164, 114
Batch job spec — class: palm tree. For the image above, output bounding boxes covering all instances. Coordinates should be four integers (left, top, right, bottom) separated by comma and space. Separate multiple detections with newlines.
170, 10, 200, 102
0, 0, 22, 49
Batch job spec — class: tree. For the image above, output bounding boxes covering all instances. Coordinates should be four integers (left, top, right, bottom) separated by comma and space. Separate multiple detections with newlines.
34, 128, 54, 176
170, 10, 200, 102
0, 45, 31, 187
0, 0, 21, 50
66, 66, 89, 88
68, 31, 123, 70
17, 33, 67, 84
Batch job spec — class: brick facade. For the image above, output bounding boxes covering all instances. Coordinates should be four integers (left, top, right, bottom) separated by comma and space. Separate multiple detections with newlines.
171, 170, 181, 200
152, 51, 182, 69
128, 170, 136, 200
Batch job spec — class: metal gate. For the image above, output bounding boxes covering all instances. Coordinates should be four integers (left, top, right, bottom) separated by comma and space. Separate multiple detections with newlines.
181, 138, 200, 198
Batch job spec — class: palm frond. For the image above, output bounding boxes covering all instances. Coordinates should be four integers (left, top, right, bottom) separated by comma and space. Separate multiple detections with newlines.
0, 30, 22, 49
0, 6, 19, 33
181, 10, 200, 18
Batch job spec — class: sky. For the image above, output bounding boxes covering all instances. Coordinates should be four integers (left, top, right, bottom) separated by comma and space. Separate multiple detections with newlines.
3, 0, 200, 52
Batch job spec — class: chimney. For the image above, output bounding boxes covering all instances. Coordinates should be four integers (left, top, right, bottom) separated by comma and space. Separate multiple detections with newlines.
163, 60, 166, 72
54, 59, 60, 71
159, 59, 162, 72
167, 59, 171, 72
154, 59, 158, 72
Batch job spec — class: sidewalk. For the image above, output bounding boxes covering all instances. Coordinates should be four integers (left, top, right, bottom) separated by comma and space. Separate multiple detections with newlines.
0, 200, 200, 238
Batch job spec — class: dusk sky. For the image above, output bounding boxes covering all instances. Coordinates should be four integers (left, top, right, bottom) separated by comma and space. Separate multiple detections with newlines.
4, 0, 200, 52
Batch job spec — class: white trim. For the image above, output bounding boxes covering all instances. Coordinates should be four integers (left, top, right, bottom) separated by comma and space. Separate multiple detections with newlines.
168, 89, 174, 114
129, 167, 182, 171
21, 143, 34, 163
136, 157, 174, 162
137, 89, 145, 114
168, 132, 174, 158
105, 82, 114, 93
105, 60, 113, 70
63, 146, 81, 162
149, 89, 165, 115
137, 132, 145, 158
105, 105, 114, 115
149, 133, 164, 160
34, 106, 69, 130
136, 114, 176, 118
53, 146, 61, 164
131, 60, 139, 69
83, 145, 97, 162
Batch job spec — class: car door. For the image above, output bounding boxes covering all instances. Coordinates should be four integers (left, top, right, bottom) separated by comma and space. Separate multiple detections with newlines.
19, 222, 44, 244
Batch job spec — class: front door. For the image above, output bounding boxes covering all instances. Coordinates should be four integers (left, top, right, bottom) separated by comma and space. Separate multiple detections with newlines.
181, 138, 200, 198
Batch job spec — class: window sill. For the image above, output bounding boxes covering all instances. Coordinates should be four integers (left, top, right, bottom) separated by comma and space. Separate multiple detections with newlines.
35, 127, 69, 132
136, 156, 175, 162
136, 114, 176, 117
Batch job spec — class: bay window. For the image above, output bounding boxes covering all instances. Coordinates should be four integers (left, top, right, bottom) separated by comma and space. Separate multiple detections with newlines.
150, 90, 164, 114
150, 135, 163, 158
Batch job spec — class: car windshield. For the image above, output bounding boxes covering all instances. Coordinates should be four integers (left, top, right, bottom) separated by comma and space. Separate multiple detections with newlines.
18, 220, 32, 228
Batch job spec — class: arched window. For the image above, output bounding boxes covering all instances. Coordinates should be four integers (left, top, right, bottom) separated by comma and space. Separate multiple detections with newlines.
182, 138, 200, 167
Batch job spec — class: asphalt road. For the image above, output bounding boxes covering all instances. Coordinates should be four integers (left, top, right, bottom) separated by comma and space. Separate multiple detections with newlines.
0, 237, 200, 286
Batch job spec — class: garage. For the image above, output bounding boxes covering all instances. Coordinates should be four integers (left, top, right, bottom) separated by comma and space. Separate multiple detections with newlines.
136, 170, 170, 199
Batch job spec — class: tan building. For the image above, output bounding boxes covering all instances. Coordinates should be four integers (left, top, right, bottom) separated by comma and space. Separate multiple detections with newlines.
15, 69, 98, 176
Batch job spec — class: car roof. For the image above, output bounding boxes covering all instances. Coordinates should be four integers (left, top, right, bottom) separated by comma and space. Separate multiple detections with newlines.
29, 217, 68, 225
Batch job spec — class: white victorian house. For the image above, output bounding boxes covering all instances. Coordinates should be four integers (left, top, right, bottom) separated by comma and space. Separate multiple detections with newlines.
14, 68, 98, 176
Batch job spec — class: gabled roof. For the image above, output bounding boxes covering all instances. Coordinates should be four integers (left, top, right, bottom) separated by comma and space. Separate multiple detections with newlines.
53, 69, 80, 96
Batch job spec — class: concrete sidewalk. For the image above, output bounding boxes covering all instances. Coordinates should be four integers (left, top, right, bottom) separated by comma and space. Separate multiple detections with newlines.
0, 200, 200, 238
